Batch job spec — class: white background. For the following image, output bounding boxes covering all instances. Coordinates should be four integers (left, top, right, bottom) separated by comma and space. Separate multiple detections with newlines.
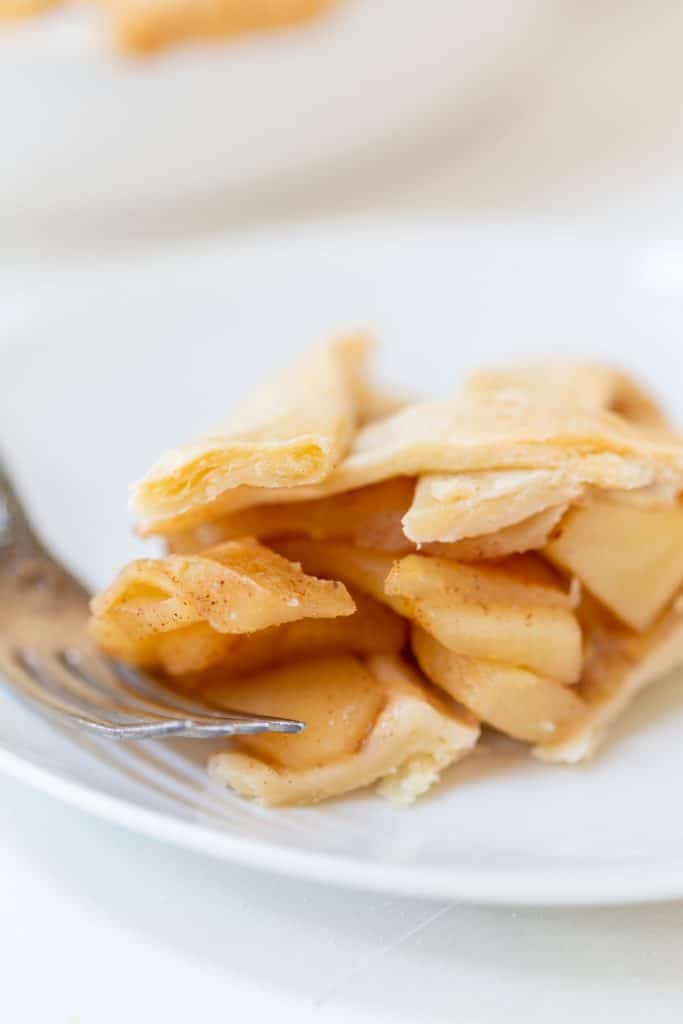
4, 770, 683, 1024
5, 2, 683, 1021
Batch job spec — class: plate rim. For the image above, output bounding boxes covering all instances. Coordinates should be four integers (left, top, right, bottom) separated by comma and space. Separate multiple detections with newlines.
3, 741, 683, 907
3, 216, 683, 908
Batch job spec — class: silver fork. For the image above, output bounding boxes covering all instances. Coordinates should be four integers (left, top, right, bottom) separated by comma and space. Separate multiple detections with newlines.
0, 456, 304, 740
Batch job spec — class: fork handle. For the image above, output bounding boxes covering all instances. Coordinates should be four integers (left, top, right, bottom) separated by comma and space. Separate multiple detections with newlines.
0, 455, 45, 558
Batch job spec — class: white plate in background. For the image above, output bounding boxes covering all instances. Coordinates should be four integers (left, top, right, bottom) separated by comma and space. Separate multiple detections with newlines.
2, 219, 683, 906
0, 1, 561, 238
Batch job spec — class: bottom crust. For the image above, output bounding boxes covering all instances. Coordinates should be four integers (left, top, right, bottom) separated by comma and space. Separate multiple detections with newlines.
534, 604, 683, 763
209, 655, 479, 807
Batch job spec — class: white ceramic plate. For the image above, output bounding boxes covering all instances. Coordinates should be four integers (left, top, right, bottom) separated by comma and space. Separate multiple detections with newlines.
3, 220, 683, 906
0, 1, 560, 238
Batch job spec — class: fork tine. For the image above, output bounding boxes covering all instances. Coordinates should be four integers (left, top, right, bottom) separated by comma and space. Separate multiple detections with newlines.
111, 657, 305, 732
5, 651, 190, 739
2, 649, 299, 739
17, 648, 139, 723
1, 455, 305, 742
60, 649, 304, 734
58, 648, 238, 720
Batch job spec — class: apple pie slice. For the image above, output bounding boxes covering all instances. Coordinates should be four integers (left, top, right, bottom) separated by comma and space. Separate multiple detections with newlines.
91, 341, 683, 807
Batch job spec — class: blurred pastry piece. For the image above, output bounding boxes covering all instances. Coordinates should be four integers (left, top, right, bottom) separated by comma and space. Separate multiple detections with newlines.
208, 654, 479, 806
104, 0, 334, 53
0, 0, 59, 16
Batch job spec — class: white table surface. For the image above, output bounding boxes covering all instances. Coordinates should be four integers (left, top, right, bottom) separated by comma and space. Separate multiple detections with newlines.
4, 769, 683, 1024
6, 3, 683, 1020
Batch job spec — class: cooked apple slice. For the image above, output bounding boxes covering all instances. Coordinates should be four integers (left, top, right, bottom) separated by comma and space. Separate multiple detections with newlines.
167, 478, 415, 555
153, 623, 233, 675
221, 654, 386, 771
171, 589, 406, 683
277, 540, 582, 682
409, 599, 581, 685
272, 537, 410, 615
280, 536, 577, 614
534, 597, 683, 763
387, 554, 581, 683
412, 626, 585, 743
546, 493, 683, 630
89, 537, 354, 668
208, 654, 479, 806
386, 552, 577, 609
